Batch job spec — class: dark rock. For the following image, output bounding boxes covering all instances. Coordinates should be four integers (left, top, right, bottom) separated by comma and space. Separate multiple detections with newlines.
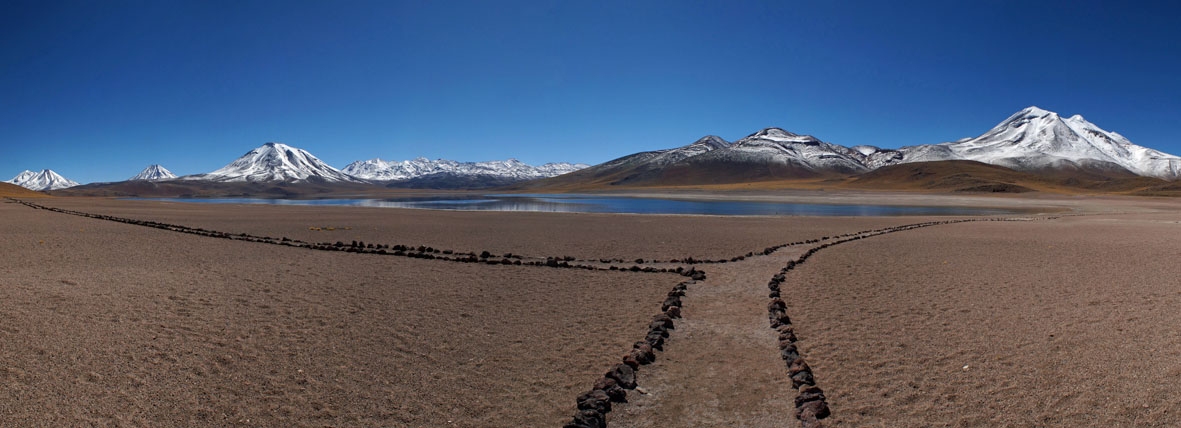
631, 343, 655, 364
652, 313, 674, 329
629, 347, 654, 365
622, 353, 640, 369
648, 321, 669, 338
577, 389, 611, 413
796, 399, 831, 420
661, 296, 682, 311
779, 330, 797, 343
665, 306, 682, 319
796, 385, 826, 407
645, 332, 664, 351
789, 360, 816, 387
593, 377, 627, 402
606, 364, 637, 389
780, 344, 800, 362
571, 408, 606, 428
768, 298, 786, 312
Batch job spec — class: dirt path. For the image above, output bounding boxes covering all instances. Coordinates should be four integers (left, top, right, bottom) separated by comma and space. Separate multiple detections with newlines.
609, 246, 809, 427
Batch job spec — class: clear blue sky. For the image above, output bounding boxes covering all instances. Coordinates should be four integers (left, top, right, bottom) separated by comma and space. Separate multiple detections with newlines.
3, 0, 1179, 184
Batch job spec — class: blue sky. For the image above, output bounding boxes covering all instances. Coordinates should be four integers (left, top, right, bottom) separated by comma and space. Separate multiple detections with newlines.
3, 0, 1179, 184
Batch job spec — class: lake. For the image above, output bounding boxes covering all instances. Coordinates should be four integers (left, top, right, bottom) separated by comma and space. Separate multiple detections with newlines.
125, 194, 1019, 216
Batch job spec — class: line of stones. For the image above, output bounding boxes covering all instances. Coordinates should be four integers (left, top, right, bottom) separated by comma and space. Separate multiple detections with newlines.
573, 234, 868, 266
7, 198, 697, 276
764, 217, 1046, 428
562, 268, 708, 428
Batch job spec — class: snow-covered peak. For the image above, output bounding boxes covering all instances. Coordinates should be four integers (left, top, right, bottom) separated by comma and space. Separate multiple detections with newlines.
691, 135, 730, 150
5, 169, 80, 190
1015, 105, 1055, 118
129, 164, 177, 181
850, 145, 881, 156
341, 157, 588, 181
185, 142, 359, 183
9, 170, 36, 183
742, 127, 821, 144
886, 107, 1181, 179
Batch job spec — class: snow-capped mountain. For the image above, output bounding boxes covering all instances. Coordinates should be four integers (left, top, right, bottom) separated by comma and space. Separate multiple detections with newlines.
184, 142, 359, 183
128, 164, 177, 181
342, 157, 589, 181
684, 128, 868, 175
532, 107, 1180, 188
632, 135, 731, 168
515, 135, 732, 188
5, 169, 80, 190
878, 106, 1181, 179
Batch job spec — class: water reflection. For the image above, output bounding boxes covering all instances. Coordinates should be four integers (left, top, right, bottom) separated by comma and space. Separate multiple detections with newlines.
353, 197, 596, 213
124, 195, 1016, 216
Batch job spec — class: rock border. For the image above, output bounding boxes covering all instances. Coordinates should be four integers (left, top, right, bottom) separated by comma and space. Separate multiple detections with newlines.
7, 198, 704, 277
764, 217, 1052, 427
563, 269, 705, 428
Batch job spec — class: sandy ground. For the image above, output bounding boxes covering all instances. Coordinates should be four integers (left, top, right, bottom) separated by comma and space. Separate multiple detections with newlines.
0, 200, 681, 427
786, 213, 1181, 427
4, 193, 1180, 427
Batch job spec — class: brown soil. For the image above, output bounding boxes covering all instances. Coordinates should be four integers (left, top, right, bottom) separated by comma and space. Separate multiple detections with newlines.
786, 213, 1181, 427
0, 200, 681, 427
4, 193, 1180, 427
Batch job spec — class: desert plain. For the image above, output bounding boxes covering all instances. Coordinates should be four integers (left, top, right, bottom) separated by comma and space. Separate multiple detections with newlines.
2, 190, 1179, 427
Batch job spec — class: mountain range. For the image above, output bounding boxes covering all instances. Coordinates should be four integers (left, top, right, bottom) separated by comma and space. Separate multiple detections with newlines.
526, 106, 1180, 189
13, 106, 1181, 195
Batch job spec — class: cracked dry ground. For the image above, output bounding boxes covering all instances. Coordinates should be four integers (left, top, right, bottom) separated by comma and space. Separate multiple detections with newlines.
5, 197, 1181, 427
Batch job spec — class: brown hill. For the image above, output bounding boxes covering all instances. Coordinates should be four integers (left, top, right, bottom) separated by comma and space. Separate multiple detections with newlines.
847, 160, 1169, 194
847, 161, 1041, 193
510, 157, 844, 191
515, 159, 1174, 196
0, 182, 48, 197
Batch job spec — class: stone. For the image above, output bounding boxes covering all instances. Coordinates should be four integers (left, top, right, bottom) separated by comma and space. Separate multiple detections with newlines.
652, 313, 675, 329
768, 298, 786, 312
665, 306, 682, 318
779, 330, 797, 343
791, 369, 816, 387
649, 324, 669, 338
661, 296, 682, 311
645, 332, 665, 350
571, 408, 606, 428
576, 389, 611, 413
593, 377, 627, 402
606, 364, 637, 389
622, 353, 640, 369
796, 385, 826, 407
796, 399, 831, 420
780, 345, 800, 363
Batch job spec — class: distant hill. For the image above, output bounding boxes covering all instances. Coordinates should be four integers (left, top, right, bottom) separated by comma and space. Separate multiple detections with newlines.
846, 160, 1040, 193
846, 160, 1170, 194
0, 182, 48, 197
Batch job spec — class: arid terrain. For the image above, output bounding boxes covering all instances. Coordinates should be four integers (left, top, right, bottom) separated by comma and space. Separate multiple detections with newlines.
2, 191, 1179, 427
